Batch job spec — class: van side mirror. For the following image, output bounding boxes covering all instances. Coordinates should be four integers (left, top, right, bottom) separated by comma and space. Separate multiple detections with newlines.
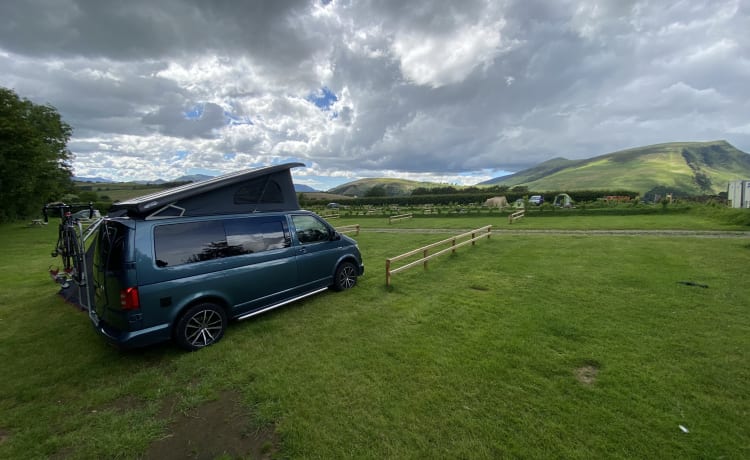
330, 231, 341, 241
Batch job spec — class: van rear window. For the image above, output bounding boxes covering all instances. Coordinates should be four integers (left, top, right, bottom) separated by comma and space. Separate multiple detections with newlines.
96, 221, 129, 273
154, 217, 289, 268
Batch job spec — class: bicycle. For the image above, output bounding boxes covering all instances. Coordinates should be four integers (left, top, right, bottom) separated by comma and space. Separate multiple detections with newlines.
44, 202, 94, 288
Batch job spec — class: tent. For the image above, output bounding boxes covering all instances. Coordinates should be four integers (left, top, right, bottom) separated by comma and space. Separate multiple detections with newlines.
109, 162, 305, 219
483, 196, 508, 209
553, 193, 574, 208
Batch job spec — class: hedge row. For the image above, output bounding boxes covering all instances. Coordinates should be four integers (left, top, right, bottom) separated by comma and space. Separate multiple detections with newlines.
302, 190, 639, 207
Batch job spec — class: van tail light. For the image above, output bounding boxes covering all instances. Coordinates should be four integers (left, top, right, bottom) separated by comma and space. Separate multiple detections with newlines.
120, 287, 140, 311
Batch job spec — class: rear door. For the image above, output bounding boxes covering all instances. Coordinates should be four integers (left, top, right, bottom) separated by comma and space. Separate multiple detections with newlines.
92, 219, 136, 330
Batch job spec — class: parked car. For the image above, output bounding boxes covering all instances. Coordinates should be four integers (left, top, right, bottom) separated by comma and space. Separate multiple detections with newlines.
88, 163, 364, 351
529, 195, 544, 205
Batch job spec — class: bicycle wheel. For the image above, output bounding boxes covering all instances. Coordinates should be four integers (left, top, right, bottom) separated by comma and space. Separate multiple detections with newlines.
62, 226, 84, 281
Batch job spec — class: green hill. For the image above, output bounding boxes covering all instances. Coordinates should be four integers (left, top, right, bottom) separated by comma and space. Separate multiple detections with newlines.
480, 157, 576, 188
328, 178, 448, 197
482, 140, 750, 195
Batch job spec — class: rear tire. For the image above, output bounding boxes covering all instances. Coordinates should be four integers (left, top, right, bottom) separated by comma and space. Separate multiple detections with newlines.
174, 303, 228, 351
333, 261, 358, 291
62, 227, 83, 283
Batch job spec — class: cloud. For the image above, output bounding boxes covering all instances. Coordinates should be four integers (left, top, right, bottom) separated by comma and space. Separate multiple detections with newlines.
0, 0, 748, 186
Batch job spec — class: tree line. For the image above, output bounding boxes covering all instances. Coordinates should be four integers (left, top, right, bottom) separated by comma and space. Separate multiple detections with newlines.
303, 189, 639, 207
0, 87, 74, 221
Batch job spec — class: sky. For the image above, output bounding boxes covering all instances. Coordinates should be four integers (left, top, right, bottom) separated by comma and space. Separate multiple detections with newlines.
1, 0, 749, 190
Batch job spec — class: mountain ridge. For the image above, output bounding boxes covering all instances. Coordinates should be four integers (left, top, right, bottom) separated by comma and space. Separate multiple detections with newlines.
481, 140, 750, 194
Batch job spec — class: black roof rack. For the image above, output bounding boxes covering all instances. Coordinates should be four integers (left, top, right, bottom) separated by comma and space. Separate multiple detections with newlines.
109, 162, 305, 219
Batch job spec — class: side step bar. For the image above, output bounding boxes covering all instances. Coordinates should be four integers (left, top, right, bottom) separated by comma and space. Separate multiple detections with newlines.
235, 287, 328, 321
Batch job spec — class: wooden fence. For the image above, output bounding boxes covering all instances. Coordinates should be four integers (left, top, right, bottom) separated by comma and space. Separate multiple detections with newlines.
335, 224, 361, 236
508, 209, 525, 224
385, 225, 492, 286
388, 213, 413, 224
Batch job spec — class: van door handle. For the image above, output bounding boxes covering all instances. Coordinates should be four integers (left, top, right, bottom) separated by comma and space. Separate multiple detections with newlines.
298, 247, 307, 254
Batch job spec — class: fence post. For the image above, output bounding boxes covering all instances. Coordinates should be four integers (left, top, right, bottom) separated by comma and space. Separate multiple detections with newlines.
471, 231, 476, 245
423, 249, 429, 270
386, 259, 391, 286
356, 224, 360, 236
451, 238, 456, 254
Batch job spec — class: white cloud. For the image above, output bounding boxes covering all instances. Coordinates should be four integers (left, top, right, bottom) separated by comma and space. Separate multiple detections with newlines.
392, 18, 509, 87
0, 0, 748, 188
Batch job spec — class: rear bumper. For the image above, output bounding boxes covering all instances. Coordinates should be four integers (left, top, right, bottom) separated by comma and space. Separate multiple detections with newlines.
90, 310, 170, 349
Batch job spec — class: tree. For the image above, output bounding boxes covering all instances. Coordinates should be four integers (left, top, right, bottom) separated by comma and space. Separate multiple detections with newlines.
365, 184, 387, 197
0, 87, 74, 221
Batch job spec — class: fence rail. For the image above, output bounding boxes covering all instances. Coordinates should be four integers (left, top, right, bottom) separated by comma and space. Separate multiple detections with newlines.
335, 224, 361, 236
388, 213, 413, 224
509, 209, 525, 224
385, 225, 492, 286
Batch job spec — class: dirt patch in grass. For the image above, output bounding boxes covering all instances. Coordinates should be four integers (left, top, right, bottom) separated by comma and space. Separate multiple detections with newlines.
575, 364, 600, 385
144, 390, 279, 460
0, 428, 9, 444
469, 284, 490, 291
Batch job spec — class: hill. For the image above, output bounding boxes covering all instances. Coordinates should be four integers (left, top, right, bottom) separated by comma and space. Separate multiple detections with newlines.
74, 176, 114, 183
175, 174, 213, 183
481, 140, 750, 195
480, 157, 576, 187
294, 184, 317, 192
328, 178, 448, 197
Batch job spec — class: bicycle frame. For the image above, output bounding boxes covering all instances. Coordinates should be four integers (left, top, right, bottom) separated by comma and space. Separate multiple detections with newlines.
45, 202, 102, 311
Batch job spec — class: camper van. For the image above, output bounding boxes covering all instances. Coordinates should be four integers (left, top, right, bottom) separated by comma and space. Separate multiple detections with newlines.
89, 163, 364, 350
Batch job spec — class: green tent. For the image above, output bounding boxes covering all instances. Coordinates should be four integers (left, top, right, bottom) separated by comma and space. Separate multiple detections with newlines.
553, 193, 574, 208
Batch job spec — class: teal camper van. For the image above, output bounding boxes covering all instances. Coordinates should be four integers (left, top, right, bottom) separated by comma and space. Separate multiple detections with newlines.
89, 163, 364, 350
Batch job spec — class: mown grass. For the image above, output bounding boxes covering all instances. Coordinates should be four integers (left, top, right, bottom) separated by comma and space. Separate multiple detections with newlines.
0, 215, 748, 458
331, 209, 749, 231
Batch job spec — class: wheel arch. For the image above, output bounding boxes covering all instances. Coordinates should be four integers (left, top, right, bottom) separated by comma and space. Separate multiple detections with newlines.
171, 295, 231, 337
332, 254, 361, 277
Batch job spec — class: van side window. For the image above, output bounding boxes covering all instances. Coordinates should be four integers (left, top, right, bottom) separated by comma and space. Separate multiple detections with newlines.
154, 217, 293, 267
292, 215, 330, 244
225, 218, 290, 253
154, 221, 227, 267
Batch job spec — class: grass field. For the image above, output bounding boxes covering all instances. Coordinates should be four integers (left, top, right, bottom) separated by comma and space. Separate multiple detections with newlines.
0, 213, 748, 458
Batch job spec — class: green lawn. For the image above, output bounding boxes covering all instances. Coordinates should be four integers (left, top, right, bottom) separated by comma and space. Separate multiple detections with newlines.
0, 214, 748, 458
330, 210, 748, 231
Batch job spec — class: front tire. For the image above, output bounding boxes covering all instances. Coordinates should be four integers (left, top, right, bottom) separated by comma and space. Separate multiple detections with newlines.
333, 261, 358, 291
175, 303, 227, 351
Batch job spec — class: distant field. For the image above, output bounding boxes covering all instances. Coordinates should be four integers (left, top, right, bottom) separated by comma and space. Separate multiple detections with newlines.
1, 213, 747, 458
75, 182, 167, 202
321, 208, 750, 231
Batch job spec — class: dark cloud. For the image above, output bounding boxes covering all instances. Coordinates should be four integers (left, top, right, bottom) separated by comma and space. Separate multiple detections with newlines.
0, 0, 748, 183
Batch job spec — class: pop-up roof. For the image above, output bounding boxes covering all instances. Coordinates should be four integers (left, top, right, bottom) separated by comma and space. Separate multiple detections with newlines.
109, 162, 305, 219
